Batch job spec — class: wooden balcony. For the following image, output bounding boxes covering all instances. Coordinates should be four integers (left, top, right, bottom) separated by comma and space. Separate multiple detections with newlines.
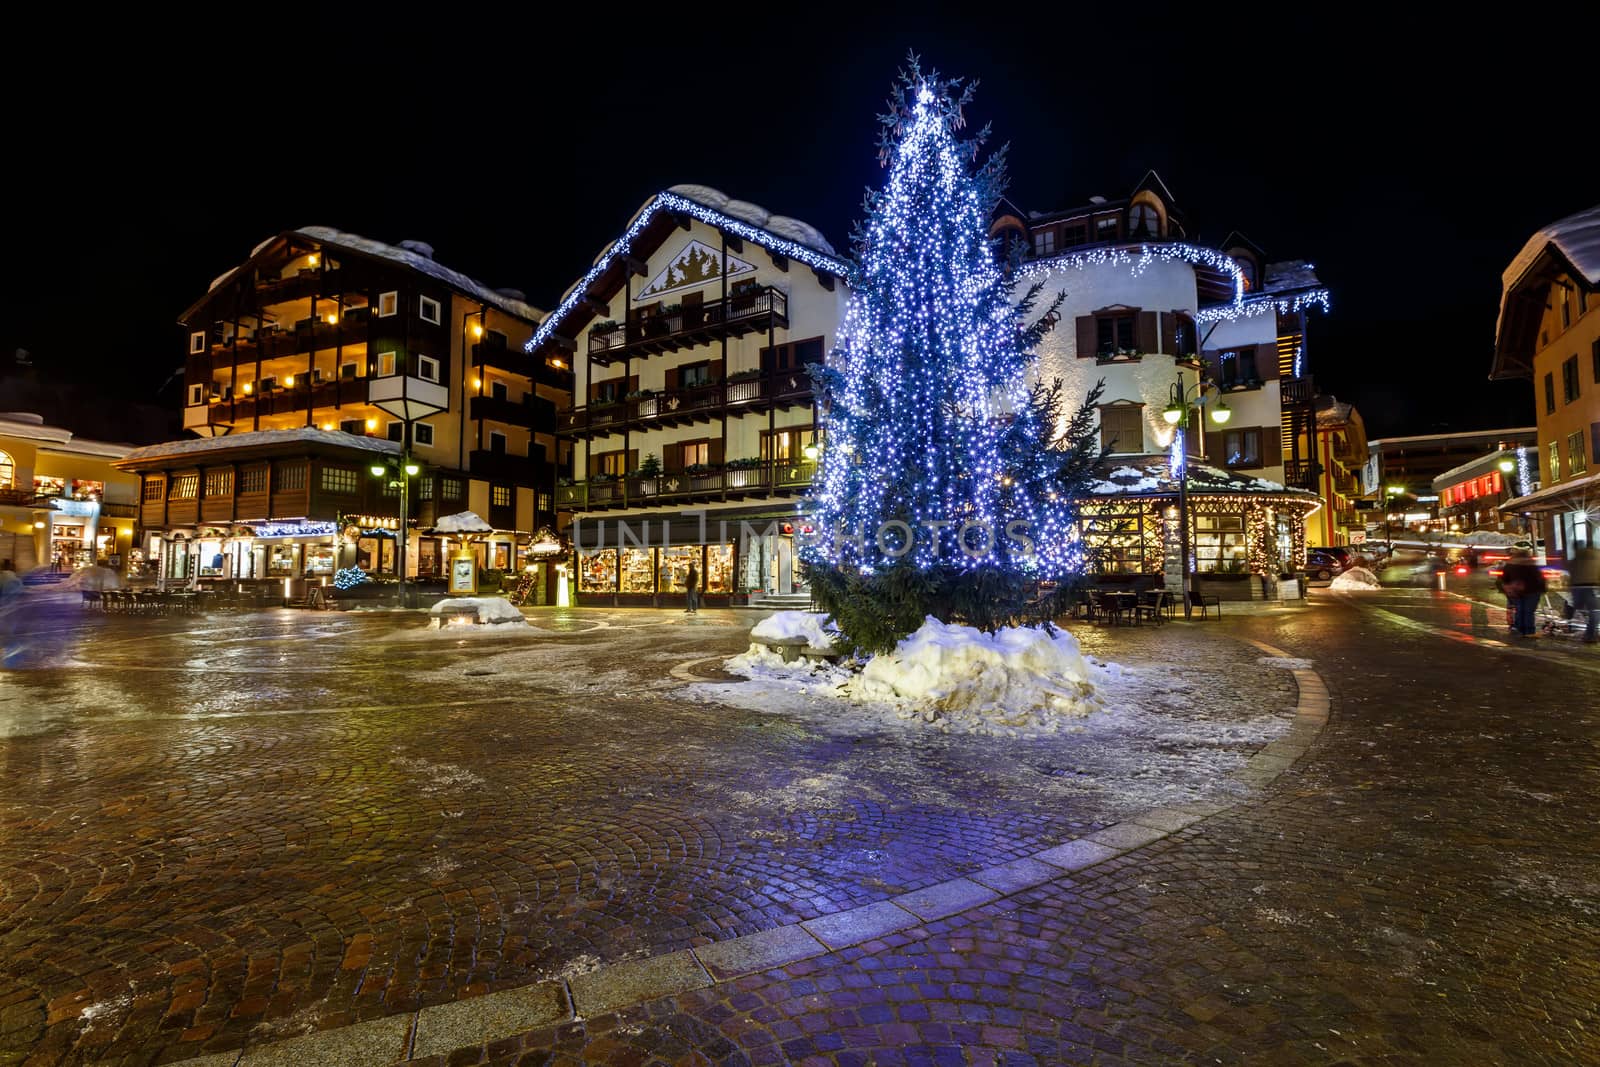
558, 368, 814, 438
556, 459, 816, 511
1283, 459, 1322, 492
0, 488, 52, 509
587, 286, 788, 363
469, 450, 546, 486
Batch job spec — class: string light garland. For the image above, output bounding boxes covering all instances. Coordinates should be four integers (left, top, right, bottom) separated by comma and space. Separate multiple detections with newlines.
526, 193, 851, 354
249, 520, 339, 539
1516, 445, 1533, 497
1020, 242, 1248, 303
333, 566, 369, 590
1194, 288, 1332, 324
802, 63, 1091, 578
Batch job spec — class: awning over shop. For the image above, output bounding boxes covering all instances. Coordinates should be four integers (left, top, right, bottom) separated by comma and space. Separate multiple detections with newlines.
1500, 471, 1600, 515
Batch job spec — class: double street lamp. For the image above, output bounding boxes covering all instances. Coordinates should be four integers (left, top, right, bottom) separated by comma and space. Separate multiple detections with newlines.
372, 456, 421, 606
1162, 378, 1231, 619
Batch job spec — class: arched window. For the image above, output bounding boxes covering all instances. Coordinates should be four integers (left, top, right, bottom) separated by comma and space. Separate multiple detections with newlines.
0, 450, 12, 490
1127, 203, 1160, 239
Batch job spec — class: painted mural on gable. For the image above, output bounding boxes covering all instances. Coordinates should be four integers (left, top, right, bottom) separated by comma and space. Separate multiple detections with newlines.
636, 240, 755, 301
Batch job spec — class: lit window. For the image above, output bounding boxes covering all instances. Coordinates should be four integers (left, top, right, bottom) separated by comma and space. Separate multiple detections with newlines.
203, 469, 232, 496
682, 441, 710, 467
441, 476, 463, 499
417, 354, 440, 382
414, 423, 435, 446
419, 296, 442, 325
0, 450, 13, 489
170, 475, 199, 499
378, 351, 397, 377
492, 484, 512, 507
188, 384, 205, 406
378, 291, 398, 317
1550, 440, 1562, 482
1032, 230, 1055, 257
1569, 431, 1587, 475
321, 467, 360, 495
190, 331, 207, 354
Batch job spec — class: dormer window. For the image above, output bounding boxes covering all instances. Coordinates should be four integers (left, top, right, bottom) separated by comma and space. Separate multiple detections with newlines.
1233, 257, 1257, 292
1128, 203, 1159, 239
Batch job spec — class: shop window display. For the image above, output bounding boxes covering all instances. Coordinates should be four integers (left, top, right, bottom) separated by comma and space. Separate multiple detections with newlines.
305, 545, 336, 575
659, 546, 701, 592
579, 548, 618, 593
197, 540, 226, 577
268, 544, 298, 576
705, 544, 735, 593
1194, 514, 1247, 573
620, 547, 657, 593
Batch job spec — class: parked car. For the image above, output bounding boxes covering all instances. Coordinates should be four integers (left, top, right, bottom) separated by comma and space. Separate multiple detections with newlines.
1305, 550, 1345, 582
1315, 546, 1356, 568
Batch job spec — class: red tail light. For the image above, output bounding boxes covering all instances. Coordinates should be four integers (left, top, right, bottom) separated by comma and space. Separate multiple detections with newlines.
1455, 565, 1469, 576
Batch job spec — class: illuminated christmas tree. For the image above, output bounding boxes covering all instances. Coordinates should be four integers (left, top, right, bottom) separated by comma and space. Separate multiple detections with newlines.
803, 59, 1102, 654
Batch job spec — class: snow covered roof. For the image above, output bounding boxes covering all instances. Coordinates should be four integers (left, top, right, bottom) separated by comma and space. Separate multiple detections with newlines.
1260, 260, 1322, 294
206, 229, 545, 323
526, 187, 851, 355
429, 510, 494, 534
119, 428, 401, 465
1083, 457, 1318, 500
1500, 468, 1600, 514
1432, 448, 1518, 489
1315, 396, 1355, 429
1493, 204, 1600, 377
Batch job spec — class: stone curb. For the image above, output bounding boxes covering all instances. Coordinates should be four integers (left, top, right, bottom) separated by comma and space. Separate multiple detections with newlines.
169, 637, 1331, 1067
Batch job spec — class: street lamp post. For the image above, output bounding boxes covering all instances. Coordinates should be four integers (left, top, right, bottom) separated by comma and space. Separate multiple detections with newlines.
372, 451, 421, 607
1163, 379, 1231, 619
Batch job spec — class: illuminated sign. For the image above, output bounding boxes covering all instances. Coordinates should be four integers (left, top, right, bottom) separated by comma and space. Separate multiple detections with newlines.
1439, 471, 1501, 508
250, 520, 339, 539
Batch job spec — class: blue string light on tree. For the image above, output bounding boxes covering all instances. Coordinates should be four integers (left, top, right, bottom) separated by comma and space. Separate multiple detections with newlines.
334, 567, 369, 591
800, 57, 1103, 653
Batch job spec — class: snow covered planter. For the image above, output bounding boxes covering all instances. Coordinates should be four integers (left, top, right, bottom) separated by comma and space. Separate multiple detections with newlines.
427, 596, 527, 628
725, 616, 1101, 735
744, 611, 839, 661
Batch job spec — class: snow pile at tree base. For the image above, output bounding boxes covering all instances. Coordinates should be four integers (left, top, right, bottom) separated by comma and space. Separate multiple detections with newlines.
428, 597, 527, 625
1330, 566, 1382, 591
749, 610, 837, 650
852, 619, 1100, 731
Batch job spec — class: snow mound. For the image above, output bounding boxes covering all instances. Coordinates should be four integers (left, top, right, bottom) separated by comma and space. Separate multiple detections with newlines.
428, 597, 527, 624
432, 511, 494, 534
852, 618, 1100, 732
1330, 566, 1382, 591
750, 610, 837, 650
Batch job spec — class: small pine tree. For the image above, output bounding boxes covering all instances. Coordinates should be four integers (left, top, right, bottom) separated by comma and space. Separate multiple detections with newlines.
802, 58, 1104, 655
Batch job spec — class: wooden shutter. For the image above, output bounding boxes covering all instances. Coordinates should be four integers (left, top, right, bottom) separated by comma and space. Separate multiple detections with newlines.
1255, 345, 1279, 380
1261, 428, 1283, 468
1158, 313, 1176, 356
709, 358, 724, 381
663, 443, 681, 471
626, 448, 638, 473
709, 439, 724, 465
1075, 316, 1096, 358
1135, 311, 1159, 355
627, 374, 639, 393
665, 366, 679, 391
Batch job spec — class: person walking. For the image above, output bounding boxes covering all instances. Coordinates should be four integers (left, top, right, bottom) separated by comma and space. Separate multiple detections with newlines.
684, 561, 700, 615
1567, 540, 1600, 643
1500, 547, 1547, 638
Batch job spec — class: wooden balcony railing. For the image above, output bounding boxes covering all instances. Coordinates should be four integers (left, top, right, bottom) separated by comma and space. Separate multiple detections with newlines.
556, 459, 817, 510
558, 367, 815, 436
587, 286, 788, 361
1283, 459, 1321, 492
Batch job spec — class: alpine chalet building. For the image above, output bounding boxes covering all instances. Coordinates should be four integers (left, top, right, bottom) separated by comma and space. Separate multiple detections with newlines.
121, 229, 571, 598
541, 186, 850, 607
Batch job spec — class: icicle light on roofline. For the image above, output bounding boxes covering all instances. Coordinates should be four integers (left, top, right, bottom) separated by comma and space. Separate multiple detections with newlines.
1194, 288, 1332, 324
1019, 243, 1249, 305
525, 193, 851, 353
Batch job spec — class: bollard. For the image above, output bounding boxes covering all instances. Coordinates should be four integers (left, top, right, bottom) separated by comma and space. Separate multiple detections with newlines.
1436, 570, 1447, 591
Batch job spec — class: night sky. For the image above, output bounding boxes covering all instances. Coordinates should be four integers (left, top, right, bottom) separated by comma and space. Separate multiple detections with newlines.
3, 10, 1585, 440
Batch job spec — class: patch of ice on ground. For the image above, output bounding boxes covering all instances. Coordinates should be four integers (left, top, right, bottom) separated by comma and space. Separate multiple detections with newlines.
392, 756, 488, 792
1331, 566, 1382, 590
78, 994, 130, 1026
1259, 656, 1313, 669
749, 610, 838, 650
428, 597, 528, 624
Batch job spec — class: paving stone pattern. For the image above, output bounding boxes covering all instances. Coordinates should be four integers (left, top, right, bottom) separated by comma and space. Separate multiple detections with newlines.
388, 597, 1600, 1064
0, 602, 1287, 1065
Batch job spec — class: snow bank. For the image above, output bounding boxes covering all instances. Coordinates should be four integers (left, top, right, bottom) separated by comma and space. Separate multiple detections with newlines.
1330, 566, 1381, 591
428, 597, 527, 625
749, 610, 837, 650
432, 511, 495, 534
852, 619, 1099, 731
726, 618, 1100, 735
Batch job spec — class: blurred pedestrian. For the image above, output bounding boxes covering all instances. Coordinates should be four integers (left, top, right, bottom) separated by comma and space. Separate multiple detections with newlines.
684, 561, 700, 615
1500, 548, 1546, 638
1568, 540, 1600, 644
